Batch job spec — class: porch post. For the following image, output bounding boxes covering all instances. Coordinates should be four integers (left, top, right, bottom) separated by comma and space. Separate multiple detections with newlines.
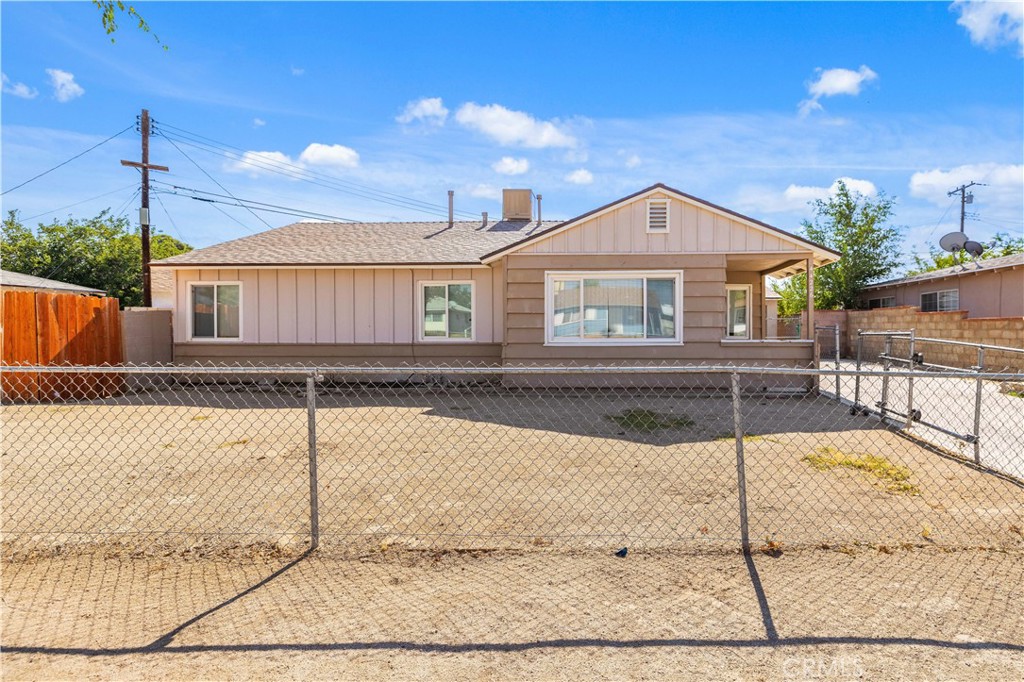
805, 257, 814, 340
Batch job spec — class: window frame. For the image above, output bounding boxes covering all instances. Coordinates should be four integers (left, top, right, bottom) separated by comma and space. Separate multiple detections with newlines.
725, 284, 753, 340
543, 270, 684, 346
920, 289, 959, 313
187, 281, 243, 342
416, 280, 476, 343
646, 198, 670, 234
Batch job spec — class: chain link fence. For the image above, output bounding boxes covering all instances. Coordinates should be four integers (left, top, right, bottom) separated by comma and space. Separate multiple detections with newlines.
2, 363, 1022, 559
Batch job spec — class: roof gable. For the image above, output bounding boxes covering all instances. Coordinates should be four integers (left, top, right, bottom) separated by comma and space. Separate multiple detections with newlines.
482, 184, 841, 264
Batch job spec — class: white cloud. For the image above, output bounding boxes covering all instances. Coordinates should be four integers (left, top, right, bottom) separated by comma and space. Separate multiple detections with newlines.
252, 118, 266, 128
737, 177, 878, 214
951, 1, 1024, 55
467, 184, 501, 200
799, 65, 877, 116
909, 162, 1024, 206
45, 68, 84, 103
291, 66, 305, 76
396, 97, 449, 127
226, 150, 297, 176
298, 143, 360, 169
625, 154, 642, 169
455, 102, 577, 148
565, 168, 594, 185
492, 156, 530, 175
2, 73, 38, 99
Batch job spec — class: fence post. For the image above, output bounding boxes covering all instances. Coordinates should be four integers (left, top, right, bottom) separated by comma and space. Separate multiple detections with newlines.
853, 330, 864, 414
879, 335, 892, 423
306, 374, 320, 550
731, 373, 750, 554
973, 347, 985, 465
834, 324, 841, 402
905, 329, 916, 429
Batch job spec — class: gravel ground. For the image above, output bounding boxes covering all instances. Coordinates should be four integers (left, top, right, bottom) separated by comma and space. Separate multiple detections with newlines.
2, 547, 1022, 681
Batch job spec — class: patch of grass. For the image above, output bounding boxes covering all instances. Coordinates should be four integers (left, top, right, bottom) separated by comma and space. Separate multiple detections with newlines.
1006, 390, 1024, 399
218, 438, 250, 448
714, 433, 779, 443
606, 408, 694, 432
803, 446, 920, 495
190, 415, 210, 421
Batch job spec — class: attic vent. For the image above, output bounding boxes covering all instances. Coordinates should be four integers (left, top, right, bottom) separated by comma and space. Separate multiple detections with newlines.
647, 198, 669, 233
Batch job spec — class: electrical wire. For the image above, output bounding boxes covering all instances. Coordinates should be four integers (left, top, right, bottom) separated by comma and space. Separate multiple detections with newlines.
152, 120, 480, 219
1, 125, 134, 196
154, 187, 355, 223
152, 192, 188, 243
161, 133, 274, 230
152, 181, 357, 222
22, 184, 139, 221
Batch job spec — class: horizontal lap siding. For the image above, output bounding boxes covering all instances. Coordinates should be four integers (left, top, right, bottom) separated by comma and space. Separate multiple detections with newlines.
174, 343, 503, 366
173, 267, 503, 348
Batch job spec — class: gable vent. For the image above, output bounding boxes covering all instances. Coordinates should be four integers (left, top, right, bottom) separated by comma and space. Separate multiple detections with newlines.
647, 198, 669, 233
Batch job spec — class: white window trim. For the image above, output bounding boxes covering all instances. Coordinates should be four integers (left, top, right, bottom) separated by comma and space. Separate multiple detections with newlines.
544, 270, 684, 346
921, 288, 959, 313
646, 198, 670, 233
416, 280, 476, 343
725, 284, 753, 340
187, 281, 243, 342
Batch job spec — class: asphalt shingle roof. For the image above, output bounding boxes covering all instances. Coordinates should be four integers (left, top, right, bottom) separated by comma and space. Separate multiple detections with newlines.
0, 269, 104, 294
864, 252, 1024, 289
153, 219, 562, 267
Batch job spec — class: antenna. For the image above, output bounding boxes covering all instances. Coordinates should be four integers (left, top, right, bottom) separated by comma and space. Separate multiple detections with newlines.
938, 231, 968, 270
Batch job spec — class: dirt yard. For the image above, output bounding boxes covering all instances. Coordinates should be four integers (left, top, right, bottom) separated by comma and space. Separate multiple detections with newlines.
2, 547, 1022, 681
2, 386, 1023, 557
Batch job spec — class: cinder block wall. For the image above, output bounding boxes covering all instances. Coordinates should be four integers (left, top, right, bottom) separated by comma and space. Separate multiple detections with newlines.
121, 308, 173, 365
845, 307, 1024, 371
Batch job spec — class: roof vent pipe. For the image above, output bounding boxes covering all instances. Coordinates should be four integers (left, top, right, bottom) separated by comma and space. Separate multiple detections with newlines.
536, 194, 542, 225
448, 190, 454, 226
482, 211, 488, 228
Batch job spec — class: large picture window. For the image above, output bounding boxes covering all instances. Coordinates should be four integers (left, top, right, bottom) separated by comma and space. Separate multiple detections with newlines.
725, 285, 751, 339
419, 281, 474, 341
190, 282, 240, 340
546, 271, 682, 344
921, 289, 958, 313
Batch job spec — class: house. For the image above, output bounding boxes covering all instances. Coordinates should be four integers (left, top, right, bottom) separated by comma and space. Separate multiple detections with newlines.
859, 253, 1024, 318
150, 184, 840, 368
0, 269, 105, 296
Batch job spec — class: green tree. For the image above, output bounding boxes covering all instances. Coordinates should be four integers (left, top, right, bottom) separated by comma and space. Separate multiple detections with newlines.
1, 210, 191, 307
93, 1, 165, 48
907, 232, 1024, 275
772, 181, 904, 314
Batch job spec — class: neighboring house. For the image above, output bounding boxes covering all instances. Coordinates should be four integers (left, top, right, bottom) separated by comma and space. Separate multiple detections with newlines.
0, 269, 104, 296
151, 184, 840, 367
859, 253, 1024, 318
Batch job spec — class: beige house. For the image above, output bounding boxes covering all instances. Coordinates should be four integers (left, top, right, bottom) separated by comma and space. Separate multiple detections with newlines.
151, 184, 840, 367
859, 253, 1023, 318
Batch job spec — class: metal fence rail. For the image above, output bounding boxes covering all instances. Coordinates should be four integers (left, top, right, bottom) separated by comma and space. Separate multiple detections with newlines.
2, 364, 1022, 558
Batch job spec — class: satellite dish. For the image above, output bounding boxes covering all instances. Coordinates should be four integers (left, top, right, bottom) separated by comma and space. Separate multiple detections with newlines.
964, 240, 986, 258
939, 231, 968, 253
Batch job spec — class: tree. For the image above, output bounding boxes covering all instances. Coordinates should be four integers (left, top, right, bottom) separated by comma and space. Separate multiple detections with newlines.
92, 1, 165, 48
773, 180, 903, 314
1, 210, 191, 307
907, 232, 1024, 275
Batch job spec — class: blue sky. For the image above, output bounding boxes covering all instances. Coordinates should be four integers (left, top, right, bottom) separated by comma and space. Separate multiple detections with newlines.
2, 1, 1022, 269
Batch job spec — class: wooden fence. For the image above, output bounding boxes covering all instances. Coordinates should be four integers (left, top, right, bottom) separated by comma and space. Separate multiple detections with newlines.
1, 290, 124, 401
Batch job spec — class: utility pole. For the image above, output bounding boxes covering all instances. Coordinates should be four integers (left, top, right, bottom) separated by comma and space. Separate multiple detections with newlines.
947, 181, 983, 233
121, 109, 169, 307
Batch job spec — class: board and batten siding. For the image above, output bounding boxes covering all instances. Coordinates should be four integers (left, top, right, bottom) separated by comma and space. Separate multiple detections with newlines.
171, 265, 504, 345
515, 193, 806, 256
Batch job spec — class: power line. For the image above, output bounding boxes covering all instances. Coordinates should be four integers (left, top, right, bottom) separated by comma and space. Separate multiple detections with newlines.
152, 120, 480, 219
1, 125, 134, 196
153, 181, 358, 222
154, 186, 357, 223
152, 191, 187, 243
161, 133, 274, 230
22, 183, 138, 221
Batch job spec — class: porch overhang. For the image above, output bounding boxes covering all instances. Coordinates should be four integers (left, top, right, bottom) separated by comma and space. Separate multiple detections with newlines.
726, 251, 839, 278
